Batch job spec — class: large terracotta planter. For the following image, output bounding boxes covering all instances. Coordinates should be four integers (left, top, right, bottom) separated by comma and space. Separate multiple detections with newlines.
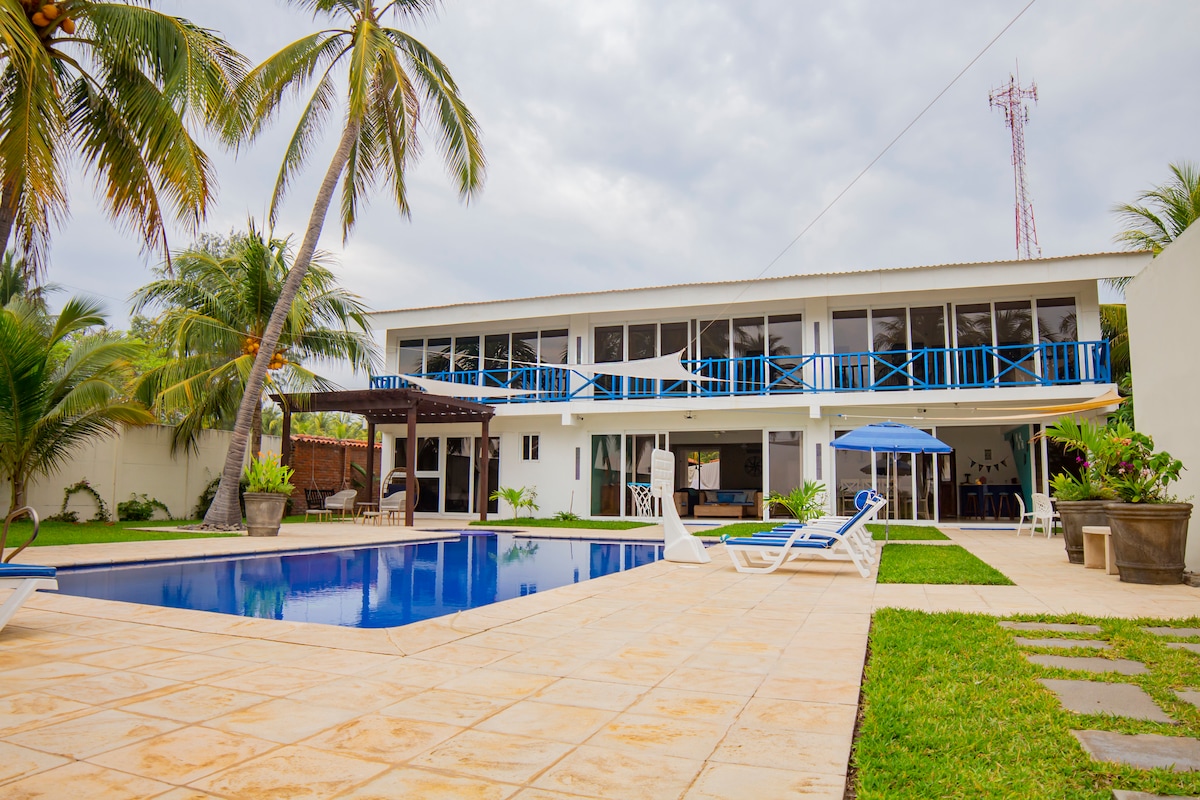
1055, 500, 1111, 565
1106, 502, 1192, 585
243, 492, 289, 537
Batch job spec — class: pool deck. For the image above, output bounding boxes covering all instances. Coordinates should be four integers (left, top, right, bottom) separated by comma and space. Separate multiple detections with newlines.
1, 523, 1198, 798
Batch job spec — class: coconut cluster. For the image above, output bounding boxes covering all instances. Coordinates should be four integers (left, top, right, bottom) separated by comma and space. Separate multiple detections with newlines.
23, 1, 75, 37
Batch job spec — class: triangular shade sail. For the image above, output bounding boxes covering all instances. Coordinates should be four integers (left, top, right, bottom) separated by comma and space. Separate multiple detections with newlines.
401, 375, 535, 399
573, 350, 720, 383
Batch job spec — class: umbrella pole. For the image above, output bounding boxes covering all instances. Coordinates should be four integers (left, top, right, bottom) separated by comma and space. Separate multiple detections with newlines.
885, 453, 892, 542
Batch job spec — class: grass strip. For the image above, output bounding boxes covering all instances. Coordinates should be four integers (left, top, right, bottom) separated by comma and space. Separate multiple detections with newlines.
6, 519, 239, 547
866, 523, 949, 541
468, 518, 652, 530
703, 522, 777, 538
876, 543, 1013, 585
855, 610, 1200, 799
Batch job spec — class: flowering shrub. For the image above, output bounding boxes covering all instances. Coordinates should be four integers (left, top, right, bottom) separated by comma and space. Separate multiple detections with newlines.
242, 453, 295, 494
1044, 418, 1114, 501
1095, 424, 1184, 503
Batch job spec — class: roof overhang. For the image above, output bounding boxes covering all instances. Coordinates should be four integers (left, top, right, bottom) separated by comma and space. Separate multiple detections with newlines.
271, 389, 495, 426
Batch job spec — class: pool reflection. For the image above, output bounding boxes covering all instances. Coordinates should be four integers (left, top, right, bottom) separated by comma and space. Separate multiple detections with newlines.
54, 535, 664, 629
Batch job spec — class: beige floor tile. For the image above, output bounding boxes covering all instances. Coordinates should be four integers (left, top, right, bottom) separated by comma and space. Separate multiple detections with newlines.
300, 713, 460, 760
8, 636, 113, 661
755, 675, 861, 705
284, 675, 418, 710
463, 630, 548, 653
411, 729, 572, 783
0, 692, 91, 735
75, 645, 183, 670
0, 740, 70, 783
145, 631, 244, 653
510, 790, 598, 800
132, 652, 251, 682
660, 667, 764, 697
477, 700, 616, 743
737, 697, 858, 734
289, 647, 401, 676
206, 663, 338, 696
153, 788, 224, 799
379, 688, 513, 727
358, 656, 472, 688
88, 725, 277, 784
0, 649, 50, 671
203, 697, 360, 744
587, 713, 730, 760
0, 760, 174, 800
189, 744, 389, 799
711, 724, 850, 775
570, 658, 675, 686
338, 766, 520, 800
119, 684, 273, 724
683, 762, 846, 799
6, 707, 181, 759
493, 649, 595, 677
40, 669, 176, 705
205, 638, 319, 663
438, 668, 557, 700
532, 677, 647, 711
533, 744, 703, 800
625, 687, 748, 723
0, 660, 110, 694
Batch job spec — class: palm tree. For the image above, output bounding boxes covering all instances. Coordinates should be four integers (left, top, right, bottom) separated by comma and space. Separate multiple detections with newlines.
0, 296, 154, 509
203, 0, 485, 527
0, 251, 57, 308
1110, 161, 1200, 288
131, 225, 378, 458
0, 1, 247, 272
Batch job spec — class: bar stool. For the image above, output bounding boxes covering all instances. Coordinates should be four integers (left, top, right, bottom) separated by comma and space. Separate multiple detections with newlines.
993, 493, 1014, 519
963, 490, 980, 518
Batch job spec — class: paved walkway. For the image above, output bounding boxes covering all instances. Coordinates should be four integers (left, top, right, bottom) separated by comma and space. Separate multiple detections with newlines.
0, 523, 1197, 798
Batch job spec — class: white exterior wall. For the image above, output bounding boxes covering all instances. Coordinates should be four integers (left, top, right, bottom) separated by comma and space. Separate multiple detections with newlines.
1126, 224, 1200, 570
0, 426, 280, 521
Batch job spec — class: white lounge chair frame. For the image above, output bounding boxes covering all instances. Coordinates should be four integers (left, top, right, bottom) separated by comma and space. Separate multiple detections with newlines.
0, 507, 58, 634
651, 449, 710, 564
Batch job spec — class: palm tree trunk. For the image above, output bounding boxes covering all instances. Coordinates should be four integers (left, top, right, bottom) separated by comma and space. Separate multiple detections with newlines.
203, 120, 361, 527
250, 402, 263, 461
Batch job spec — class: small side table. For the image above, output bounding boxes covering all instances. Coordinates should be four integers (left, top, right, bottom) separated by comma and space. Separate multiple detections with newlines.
1081, 525, 1117, 575
304, 508, 333, 523
355, 502, 379, 524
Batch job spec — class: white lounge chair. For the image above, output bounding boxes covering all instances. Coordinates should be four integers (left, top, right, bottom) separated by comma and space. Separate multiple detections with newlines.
380, 490, 407, 524
651, 449, 710, 564
1016, 492, 1057, 538
324, 489, 358, 519
1, 508, 57, 633
724, 495, 886, 577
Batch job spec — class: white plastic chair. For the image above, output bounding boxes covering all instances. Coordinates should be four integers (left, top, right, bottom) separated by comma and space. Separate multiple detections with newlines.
1016, 492, 1057, 537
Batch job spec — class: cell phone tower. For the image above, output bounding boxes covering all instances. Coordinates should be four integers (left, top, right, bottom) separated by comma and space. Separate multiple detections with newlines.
989, 69, 1041, 259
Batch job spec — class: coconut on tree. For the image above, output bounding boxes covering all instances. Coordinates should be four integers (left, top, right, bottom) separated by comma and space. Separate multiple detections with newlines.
0, 0, 247, 271
130, 225, 378, 459
201, 0, 486, 528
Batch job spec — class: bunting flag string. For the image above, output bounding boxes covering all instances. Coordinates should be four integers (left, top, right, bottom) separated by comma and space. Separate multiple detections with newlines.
968, 458, 1009, 473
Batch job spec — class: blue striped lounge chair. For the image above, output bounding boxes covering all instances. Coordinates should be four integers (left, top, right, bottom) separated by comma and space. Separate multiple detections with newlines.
724, 495, 886, 577
742, 490, 883, 562
0, 564, 58, 633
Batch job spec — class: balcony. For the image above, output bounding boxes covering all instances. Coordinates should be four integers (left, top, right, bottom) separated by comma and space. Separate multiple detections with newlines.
371, 340, 1111, 404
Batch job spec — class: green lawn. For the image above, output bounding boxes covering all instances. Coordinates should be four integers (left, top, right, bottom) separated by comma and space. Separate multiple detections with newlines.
468, 518, 653, 530
703, 522, 776, 538
876, 543, 1013, 585
855, 610, 1200, 799
866, 523, 949, 541
6, 519, 240, 547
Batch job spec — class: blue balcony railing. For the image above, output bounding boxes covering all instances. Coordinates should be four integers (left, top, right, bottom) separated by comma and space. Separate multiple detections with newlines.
371, 340, 1110, 403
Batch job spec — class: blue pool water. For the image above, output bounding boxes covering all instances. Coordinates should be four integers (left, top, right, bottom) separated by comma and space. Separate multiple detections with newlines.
53, 533, 664, 629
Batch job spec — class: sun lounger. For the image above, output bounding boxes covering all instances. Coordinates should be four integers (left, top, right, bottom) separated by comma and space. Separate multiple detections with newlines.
724, 495, 885, 576
0, 564, 58, 633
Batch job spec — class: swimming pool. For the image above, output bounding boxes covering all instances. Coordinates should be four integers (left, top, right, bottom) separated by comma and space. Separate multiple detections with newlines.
52, 533, 665, 629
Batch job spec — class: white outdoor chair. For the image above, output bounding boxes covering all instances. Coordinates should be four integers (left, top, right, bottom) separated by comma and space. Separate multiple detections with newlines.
323, 489, 358, 520
379, 491, 407, 524
1016, 492, 1057, 538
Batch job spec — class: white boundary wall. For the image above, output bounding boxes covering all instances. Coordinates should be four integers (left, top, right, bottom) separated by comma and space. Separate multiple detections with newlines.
0, 426, 281, 522
1126, 224, 1200, 571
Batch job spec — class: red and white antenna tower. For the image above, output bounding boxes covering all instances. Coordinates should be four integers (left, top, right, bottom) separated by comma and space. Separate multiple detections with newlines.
989, 68, 1041, 259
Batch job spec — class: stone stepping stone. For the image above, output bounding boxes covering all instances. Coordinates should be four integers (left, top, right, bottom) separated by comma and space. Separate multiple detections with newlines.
1175, 690, 1200, 709
1015, 637, 1112, 650
1168, 643, 1200, 655
1073, 730, 1200, 771
1041, 679, 1173, 723
1026, 654, 1148, 675
1001, 621, 1103, 634
1144, 627, 1200, 639
1113, 792, 1200, 800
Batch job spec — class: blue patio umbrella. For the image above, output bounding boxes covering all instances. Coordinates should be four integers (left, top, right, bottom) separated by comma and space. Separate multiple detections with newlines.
831, 422, 952, 538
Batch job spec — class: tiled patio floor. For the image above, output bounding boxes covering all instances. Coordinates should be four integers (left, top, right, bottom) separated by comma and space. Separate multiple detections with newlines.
1, 522, 1197, 798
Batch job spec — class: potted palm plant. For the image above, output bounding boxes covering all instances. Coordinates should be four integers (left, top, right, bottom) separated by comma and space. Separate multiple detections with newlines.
242, 453, 295, 537
1095, 425, 1189, 584
1045, 418, 1114, 564
767, 481, 827, 522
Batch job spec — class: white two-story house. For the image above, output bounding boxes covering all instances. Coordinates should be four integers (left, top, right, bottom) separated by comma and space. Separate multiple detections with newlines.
367, 251, 1147, 523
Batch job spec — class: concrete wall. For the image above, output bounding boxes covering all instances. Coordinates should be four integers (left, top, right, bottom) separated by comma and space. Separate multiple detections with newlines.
1126, 223, 1200, 570
0, 426, 280, 522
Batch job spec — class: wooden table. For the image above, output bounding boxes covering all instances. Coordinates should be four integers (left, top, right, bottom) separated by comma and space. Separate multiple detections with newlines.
355, 502, 380, 526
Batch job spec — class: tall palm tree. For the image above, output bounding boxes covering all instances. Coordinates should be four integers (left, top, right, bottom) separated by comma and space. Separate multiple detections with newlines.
131, 225, 378, 458
0, 296, 153, 509
203, 0, 485, 527
0, 250, 57, 307
0, 1, 248, 272
1110, 161, 1200, 288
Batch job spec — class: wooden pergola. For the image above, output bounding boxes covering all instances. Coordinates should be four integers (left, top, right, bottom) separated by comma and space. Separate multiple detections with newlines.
271, 389, 496, 525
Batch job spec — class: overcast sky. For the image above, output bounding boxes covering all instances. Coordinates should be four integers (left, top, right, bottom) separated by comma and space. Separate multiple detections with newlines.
45, 0, 1199, 381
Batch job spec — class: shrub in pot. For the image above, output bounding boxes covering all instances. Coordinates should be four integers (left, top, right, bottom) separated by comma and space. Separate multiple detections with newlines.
1046, 418, 1114, 564
1095, 424, 1189, 585
242, 453, 295, 537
